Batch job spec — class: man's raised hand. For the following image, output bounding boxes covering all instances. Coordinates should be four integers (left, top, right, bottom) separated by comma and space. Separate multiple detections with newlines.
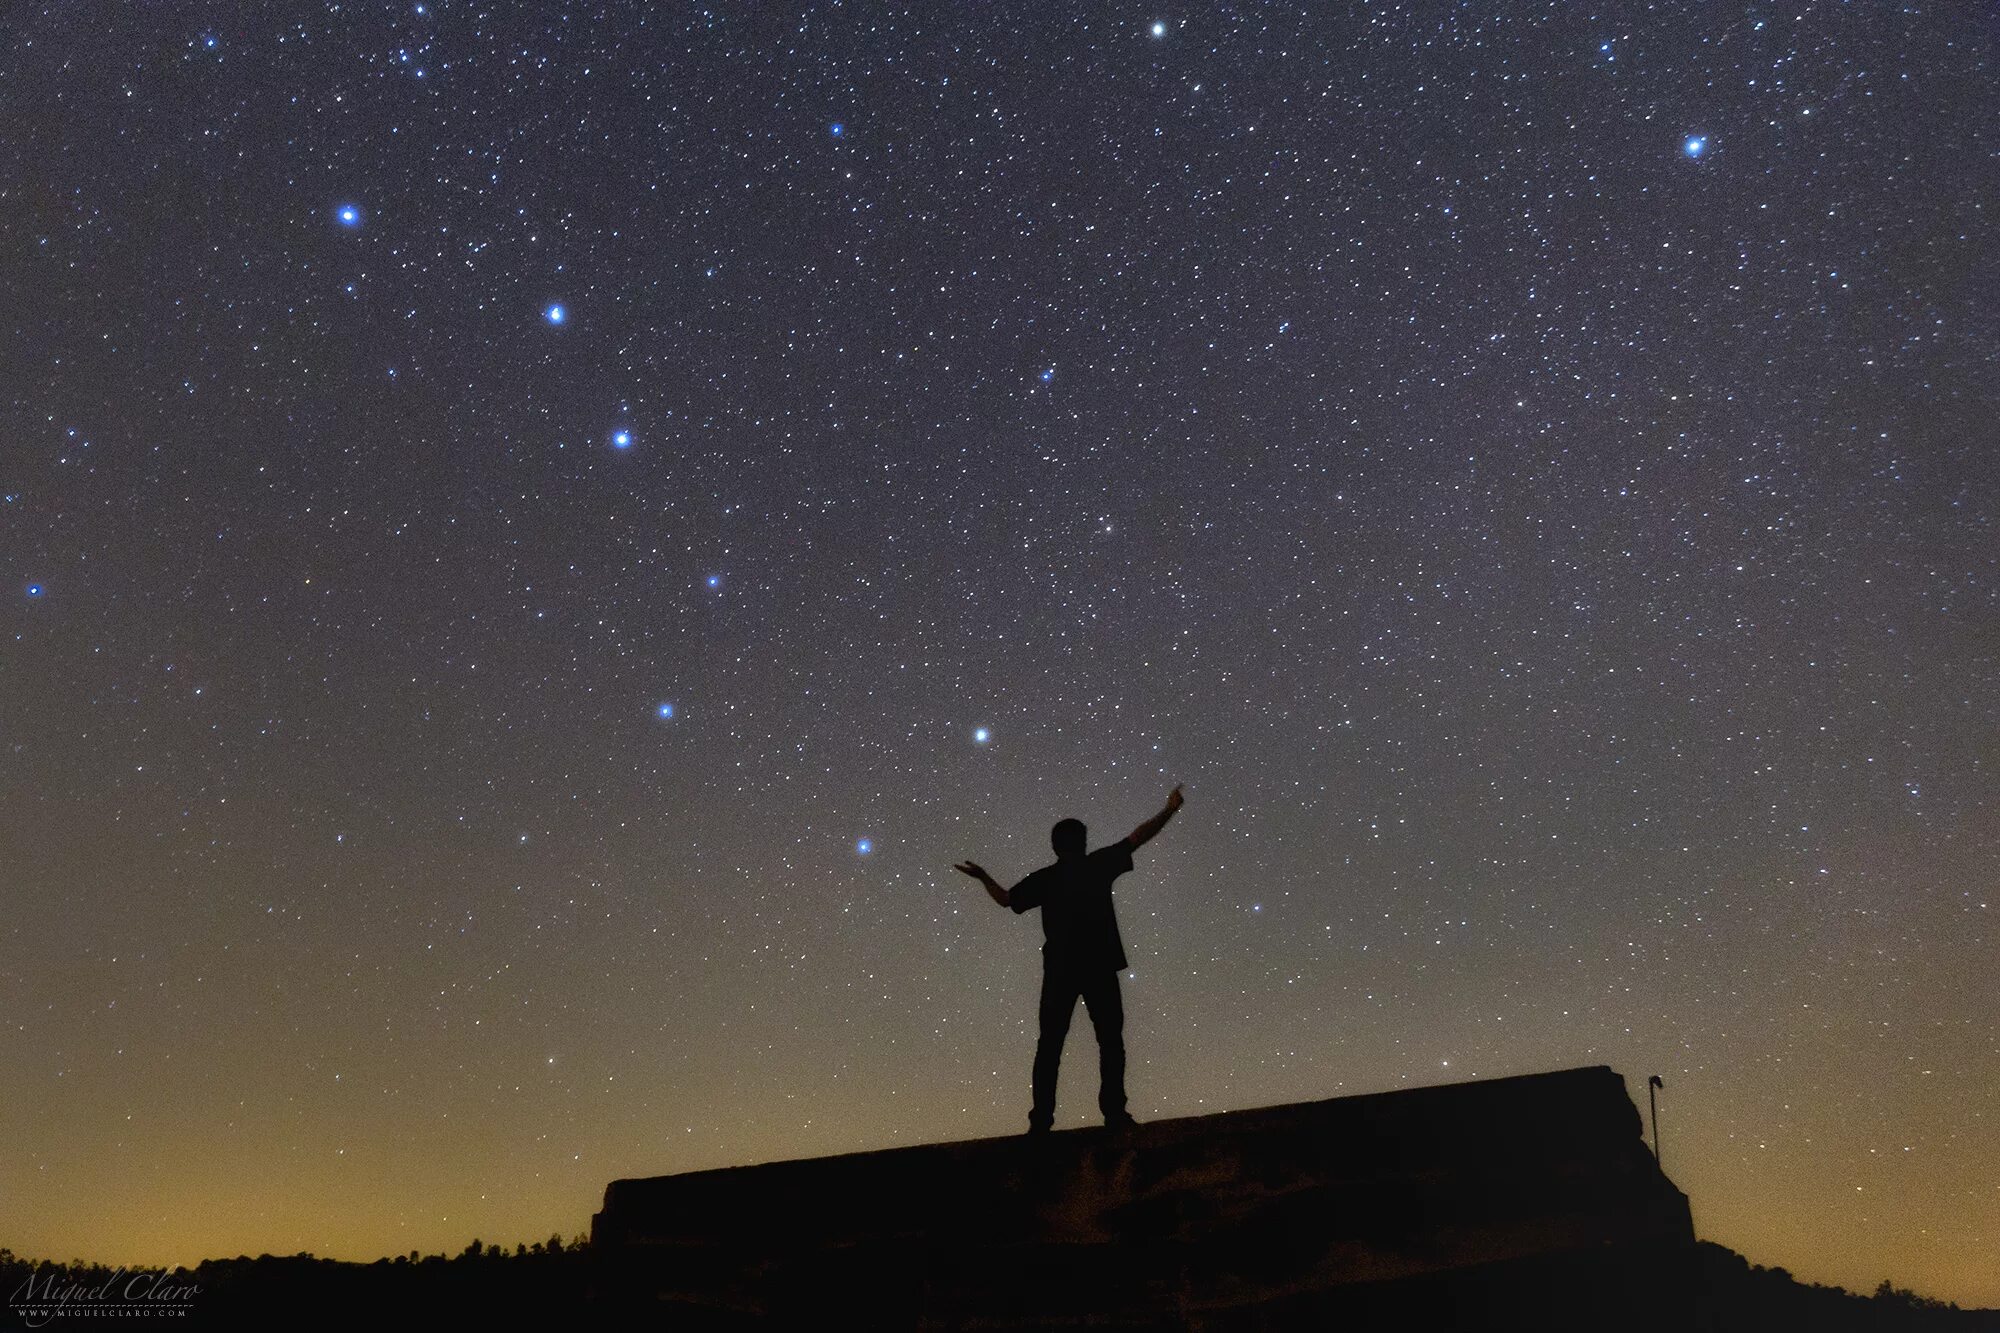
957, 861, 1010, 908
1126, 785, 1185, 850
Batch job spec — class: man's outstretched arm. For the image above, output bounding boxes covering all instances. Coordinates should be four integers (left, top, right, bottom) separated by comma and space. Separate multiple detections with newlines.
953, 860, 1009, 908
1124, 783, 1185, 850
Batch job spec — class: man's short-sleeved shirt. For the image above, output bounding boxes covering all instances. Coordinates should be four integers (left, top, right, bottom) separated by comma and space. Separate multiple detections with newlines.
1009, 840, 1135, 973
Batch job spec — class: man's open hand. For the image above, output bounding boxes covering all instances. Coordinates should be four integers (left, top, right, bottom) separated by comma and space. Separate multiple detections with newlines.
957, 861, 1010, 908
1164, 783, 1185, 812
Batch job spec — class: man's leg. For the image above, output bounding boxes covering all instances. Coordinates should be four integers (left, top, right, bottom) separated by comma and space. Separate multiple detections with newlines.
1030, 965, 1080, 1132
1080, 968, 1128, 1122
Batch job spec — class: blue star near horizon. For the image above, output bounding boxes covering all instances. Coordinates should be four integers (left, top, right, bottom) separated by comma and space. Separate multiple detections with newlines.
336, 204, 362, 228
611, 430, 633, 450
1683, 135, 1709, 158
544, 303, 567, 326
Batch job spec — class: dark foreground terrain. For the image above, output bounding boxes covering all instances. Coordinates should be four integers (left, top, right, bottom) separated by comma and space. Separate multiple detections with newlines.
8, 1070, 1993, 1329
5, 1238, 1992, 1330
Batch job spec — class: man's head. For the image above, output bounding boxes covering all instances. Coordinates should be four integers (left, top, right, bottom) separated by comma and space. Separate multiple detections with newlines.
1051, 818, 1087, 861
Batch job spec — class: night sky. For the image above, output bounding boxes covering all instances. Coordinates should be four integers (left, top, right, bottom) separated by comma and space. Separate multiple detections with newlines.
3, 0, 1994, 1308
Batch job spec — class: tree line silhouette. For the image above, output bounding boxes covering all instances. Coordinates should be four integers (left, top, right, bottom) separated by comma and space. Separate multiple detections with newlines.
5, 1238, 1993, 1328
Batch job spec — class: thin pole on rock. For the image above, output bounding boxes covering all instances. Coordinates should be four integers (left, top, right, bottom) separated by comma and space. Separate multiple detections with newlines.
1648, 1075, 1664, 1166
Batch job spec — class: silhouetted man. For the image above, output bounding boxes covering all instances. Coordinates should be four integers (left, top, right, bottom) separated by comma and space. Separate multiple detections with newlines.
955, 784, 1185, 1134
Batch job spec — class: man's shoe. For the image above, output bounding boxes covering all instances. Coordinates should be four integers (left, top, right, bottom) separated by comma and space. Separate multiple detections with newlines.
1102, 1113, 1139, 1131
1025, 1122, 1052, 1137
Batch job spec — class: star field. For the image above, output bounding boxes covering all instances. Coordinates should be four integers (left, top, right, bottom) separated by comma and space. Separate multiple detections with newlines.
0, 0, 1993, 1306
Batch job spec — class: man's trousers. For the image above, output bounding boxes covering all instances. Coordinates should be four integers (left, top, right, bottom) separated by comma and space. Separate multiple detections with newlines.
1030, 962, 1126, 1130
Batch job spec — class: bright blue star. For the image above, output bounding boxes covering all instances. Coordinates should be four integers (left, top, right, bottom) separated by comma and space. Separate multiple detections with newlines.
544, 303, 567, 325
656, 702, 675, 719
973, 726, 991, 744
336, 204, 362, 228
25, 583, 44, 599
856, 838, 873, 855
1039, 367, 1055, 383
1683, 135, 1708, 158
611, 430, 633, 450
1150, 21, 1167, 38
203, 34, 219, 49
830, 122, 845, 138
705, 574, 721, 589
